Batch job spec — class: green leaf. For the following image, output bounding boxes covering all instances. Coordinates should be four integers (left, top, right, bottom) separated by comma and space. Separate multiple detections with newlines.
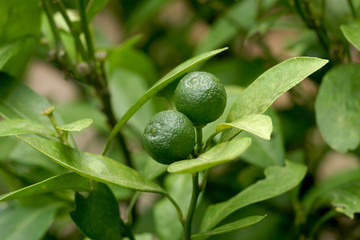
103, 47, 228, 154
222, 57, 328, 141
0, 205, 58, 240
86, 0, 110, 21
192, 215, 266, 240
341, 20, 360, 51
303, 169, 360, 213
154, 174, 192, 240
195, 0, 257, 54
0, 119, 53, 137
0, 173, 91, 202
330, 182, 360, 219
0, 41, 19, 69
18, 136, 166, 194
168, 138, 251, 174
70, 183, 123, 240
240, 108, 285, 168
57, 118, 93, 132
200, 160, 306, 231
315, 64, 360, 152
217, 114, 272, 140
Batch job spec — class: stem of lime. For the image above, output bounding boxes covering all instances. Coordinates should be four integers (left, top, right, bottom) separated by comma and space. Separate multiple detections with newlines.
195, 126, 203, 155
184, 173, 200, 240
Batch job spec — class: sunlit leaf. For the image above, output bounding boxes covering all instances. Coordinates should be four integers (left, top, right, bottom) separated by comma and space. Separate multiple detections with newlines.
168, 138, 251, 174
217, 114, 272, 140
222, 57, 328, 141
57, 118, 93, 132
341, 20, 360, 51
0, 119, 53, 137
18, 136, 165, 194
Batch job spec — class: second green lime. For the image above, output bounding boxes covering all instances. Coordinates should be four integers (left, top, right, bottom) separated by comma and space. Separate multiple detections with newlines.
174, 71, 227, 125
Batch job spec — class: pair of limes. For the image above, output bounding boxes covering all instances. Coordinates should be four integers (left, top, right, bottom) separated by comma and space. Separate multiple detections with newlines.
143, 71, 227, 164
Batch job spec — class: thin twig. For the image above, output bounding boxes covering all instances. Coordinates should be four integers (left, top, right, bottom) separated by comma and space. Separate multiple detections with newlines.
184, 173, 200, 240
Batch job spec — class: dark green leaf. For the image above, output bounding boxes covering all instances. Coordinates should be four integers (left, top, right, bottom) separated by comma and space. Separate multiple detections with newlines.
86, 0, 110, 21
18, 136, 165, 194
222, 57, 328, 141
341, 20, 360, 51
0, 119, 53, 137
0, 173, 91, 202
192, 215, 266, 240
0, 41, 19, 69
315, 64, 360, 152
167, 137, 251, 174
103, 47, 227, 154
0, 205, 58, 240
57, 118, 93, 132
200, 160, 306, 231
70, 183, 122, 240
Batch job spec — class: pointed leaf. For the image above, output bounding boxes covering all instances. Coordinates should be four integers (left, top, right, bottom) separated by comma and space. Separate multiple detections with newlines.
217, 114, 272, 140
103, 47, 228, 154
70, 183, 123, 240
330, 182, 360, 219
222, 57, 328, 141
0, 119, 53, 137
0, 205, 58, 240
57, 118, 93, 132
200, 160, 306, 231
341, 20, 360, 51
0, 41, 20, 69
192, 215, 266, 240
18, 136, 165, 194
0, 173, 91, 202
86, 0, 110, 21
315, 64, 360, 152
168, 138, 251, 174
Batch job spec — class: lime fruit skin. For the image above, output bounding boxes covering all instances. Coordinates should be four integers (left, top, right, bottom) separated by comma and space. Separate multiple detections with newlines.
143, 110, 195, 165
174, 71, 227, 125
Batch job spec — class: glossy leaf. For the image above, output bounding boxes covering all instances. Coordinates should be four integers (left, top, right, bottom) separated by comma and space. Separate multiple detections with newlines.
0, 119, 53, 137
330, 182, 360, 219
57, 118, 93, 132
217, 114, 272, 140
0, 173, 91, 202
222, 57, 328, 141
192, 215, 266, 240
103, 47, 227, 154
315, 64, 360, 152
70, 183, 123, 240
341, 20, 360, 51
200, 160, 307, 231
0, 205, 58, 240
168, 137, 251, 174
18, 136, 165, 194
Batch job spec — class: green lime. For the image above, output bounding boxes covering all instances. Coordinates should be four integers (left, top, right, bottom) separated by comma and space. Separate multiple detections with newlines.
143, 110, 195, 165
174, 71, 227, 125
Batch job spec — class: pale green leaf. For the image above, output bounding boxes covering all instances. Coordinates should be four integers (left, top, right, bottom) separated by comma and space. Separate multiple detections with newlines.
222, 57, 328, 141
18, 136, 165, 194
86, 0, 110, 21
57, 118, 93, 132
217, 114, 272, 140
0, 173, 91, 202
0, 205, 58, 240
192, 215, 266, 240
0, 119, 53, 137
341, 20, 360, 51
0, 41, 19, 69
200, 160, 306, 231
330, 182, 360, 219
168, 138, 251, 174
315, 64, 360, 152
103, 47, 228, 154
